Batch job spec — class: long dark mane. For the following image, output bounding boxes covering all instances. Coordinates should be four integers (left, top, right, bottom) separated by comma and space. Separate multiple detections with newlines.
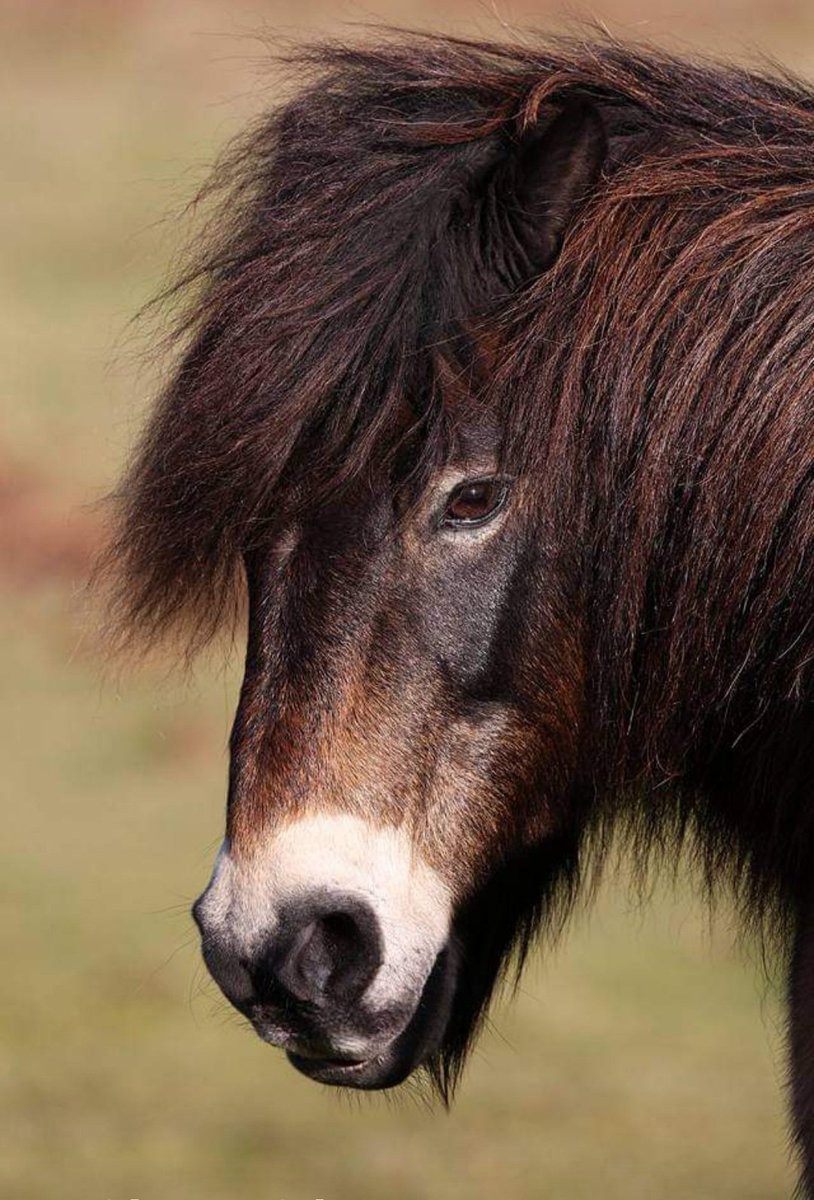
107, 32, 814, 1094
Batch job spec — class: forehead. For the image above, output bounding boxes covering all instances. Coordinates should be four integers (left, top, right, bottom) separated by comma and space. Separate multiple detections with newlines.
447, 418, 501, 469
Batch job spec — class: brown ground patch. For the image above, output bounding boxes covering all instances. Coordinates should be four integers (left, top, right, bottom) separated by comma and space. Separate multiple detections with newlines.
0, 462, 102, 590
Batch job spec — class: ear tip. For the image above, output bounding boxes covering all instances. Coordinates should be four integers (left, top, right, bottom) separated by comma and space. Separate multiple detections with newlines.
582, 104, 608, 159
553, 96, 606, 142
582, 101, 607, 140
508, 93, 609, 277
519, 96, 607, 170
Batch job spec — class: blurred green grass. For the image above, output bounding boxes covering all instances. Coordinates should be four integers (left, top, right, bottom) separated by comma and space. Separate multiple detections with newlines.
1, 2, 809, 1197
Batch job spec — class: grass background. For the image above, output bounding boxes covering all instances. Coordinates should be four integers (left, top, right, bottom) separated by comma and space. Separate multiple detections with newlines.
2, 1, 812, 1196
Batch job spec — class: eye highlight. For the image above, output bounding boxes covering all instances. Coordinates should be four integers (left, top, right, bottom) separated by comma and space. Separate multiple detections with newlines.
440, 478, 510, 529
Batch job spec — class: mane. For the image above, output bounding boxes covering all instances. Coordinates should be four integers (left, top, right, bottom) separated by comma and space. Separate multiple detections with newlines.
493, 43, 814, 948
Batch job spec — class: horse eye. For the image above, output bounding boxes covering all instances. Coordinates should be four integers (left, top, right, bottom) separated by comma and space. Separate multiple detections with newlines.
441, 478, 509, 528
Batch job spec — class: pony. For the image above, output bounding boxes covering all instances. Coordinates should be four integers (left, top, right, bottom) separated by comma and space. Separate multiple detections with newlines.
106, 32, 814, 1191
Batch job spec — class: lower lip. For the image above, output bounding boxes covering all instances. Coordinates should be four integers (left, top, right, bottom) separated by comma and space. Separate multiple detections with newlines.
287, 1051, 373, 1083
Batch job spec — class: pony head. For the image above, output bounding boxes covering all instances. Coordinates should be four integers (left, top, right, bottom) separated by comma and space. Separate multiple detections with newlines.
107, 37, 814, 1098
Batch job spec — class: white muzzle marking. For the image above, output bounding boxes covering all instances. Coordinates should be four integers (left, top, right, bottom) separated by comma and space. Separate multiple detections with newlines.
196, 813, 453, 1013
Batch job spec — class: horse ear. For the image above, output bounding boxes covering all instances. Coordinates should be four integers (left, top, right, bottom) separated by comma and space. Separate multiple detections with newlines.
509, 100, 607, 276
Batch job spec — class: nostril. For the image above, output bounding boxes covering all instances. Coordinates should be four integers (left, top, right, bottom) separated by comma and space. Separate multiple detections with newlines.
272, 898, 383, 1008
281, 917, 334, 1000
303, 912, 363, 997
320, 911, 364, 959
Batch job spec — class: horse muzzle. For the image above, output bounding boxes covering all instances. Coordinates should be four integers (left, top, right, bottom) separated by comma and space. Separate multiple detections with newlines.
191, 816, 457, 1088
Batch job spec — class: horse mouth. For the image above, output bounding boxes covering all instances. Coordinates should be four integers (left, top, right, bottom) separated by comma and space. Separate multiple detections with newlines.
286, 1050, 408, 1089
285, 945, 459, 1091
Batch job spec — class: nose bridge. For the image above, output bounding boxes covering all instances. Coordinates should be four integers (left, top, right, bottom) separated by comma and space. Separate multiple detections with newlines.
228, 534, 404, 853
227, 630, 441, 858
